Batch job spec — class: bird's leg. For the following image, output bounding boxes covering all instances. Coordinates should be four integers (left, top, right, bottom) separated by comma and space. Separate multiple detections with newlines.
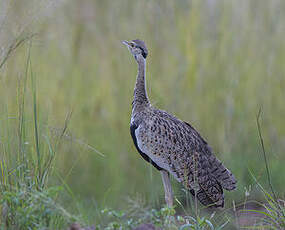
160, 170, 173, 207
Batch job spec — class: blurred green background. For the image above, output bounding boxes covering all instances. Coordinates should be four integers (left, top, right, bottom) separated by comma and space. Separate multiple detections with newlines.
0, 0, 284, 211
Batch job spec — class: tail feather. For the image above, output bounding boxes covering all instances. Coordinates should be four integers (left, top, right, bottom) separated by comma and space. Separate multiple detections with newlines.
183, 153, 236, 208
209, 155, 237, 191
189, 187, 224, 208
187, 153, 225, 208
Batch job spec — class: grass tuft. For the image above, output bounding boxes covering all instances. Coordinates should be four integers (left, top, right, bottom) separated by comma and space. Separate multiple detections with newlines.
0, 46, 81, 229
241, 111, 285, 229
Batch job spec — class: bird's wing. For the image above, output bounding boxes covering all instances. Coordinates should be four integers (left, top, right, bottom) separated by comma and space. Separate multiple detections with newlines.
207, 154, 237, 191
180, 120, 237, 191
182, 121, 236, 189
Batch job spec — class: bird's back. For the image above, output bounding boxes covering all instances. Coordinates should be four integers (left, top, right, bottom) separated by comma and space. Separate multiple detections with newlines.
130, 106, 236, 207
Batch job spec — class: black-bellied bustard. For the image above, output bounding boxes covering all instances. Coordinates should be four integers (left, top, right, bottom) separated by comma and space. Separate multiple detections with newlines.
122, 39, 236, 208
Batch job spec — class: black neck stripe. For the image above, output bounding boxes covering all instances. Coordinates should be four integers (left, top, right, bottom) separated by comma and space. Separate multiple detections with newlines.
139, 47, 147, 58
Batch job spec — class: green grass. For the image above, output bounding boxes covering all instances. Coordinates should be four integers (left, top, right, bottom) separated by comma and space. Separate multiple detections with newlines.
0, 46, 81, 229
243, 177, 285, 230
0, 0, 285, 229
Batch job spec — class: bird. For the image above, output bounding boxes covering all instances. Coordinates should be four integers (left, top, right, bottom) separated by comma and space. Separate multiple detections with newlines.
122, 39, 236, 208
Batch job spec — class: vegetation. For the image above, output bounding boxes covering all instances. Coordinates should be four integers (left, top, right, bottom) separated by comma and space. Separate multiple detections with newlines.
0, 48, 80, 229
0, 0, 284, 229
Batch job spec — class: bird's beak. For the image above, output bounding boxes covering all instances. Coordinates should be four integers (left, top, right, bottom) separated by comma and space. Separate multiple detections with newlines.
121, 40, 130, 47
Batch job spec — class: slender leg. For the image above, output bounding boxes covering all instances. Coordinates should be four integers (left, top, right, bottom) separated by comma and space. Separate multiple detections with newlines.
160, 170, 173, 207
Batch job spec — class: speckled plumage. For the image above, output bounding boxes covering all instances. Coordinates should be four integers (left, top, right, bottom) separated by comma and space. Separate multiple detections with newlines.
131, 106, 236, 207
124, 39, 237, 208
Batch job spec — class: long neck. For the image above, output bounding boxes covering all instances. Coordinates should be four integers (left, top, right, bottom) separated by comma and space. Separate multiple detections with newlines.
132, 57, 150, 114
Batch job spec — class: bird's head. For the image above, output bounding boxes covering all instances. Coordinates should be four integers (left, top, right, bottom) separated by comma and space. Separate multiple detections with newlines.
122, 39, 148, 62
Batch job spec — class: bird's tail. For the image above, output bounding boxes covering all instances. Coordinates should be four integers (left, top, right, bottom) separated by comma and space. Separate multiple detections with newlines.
186, 153, 225, 208
189, 185, 224, 208
184, 153, 235, 208
209, 155, 237, 191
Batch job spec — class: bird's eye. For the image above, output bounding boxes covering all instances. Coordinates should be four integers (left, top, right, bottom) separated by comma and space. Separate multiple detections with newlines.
130, 43, 135, 47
